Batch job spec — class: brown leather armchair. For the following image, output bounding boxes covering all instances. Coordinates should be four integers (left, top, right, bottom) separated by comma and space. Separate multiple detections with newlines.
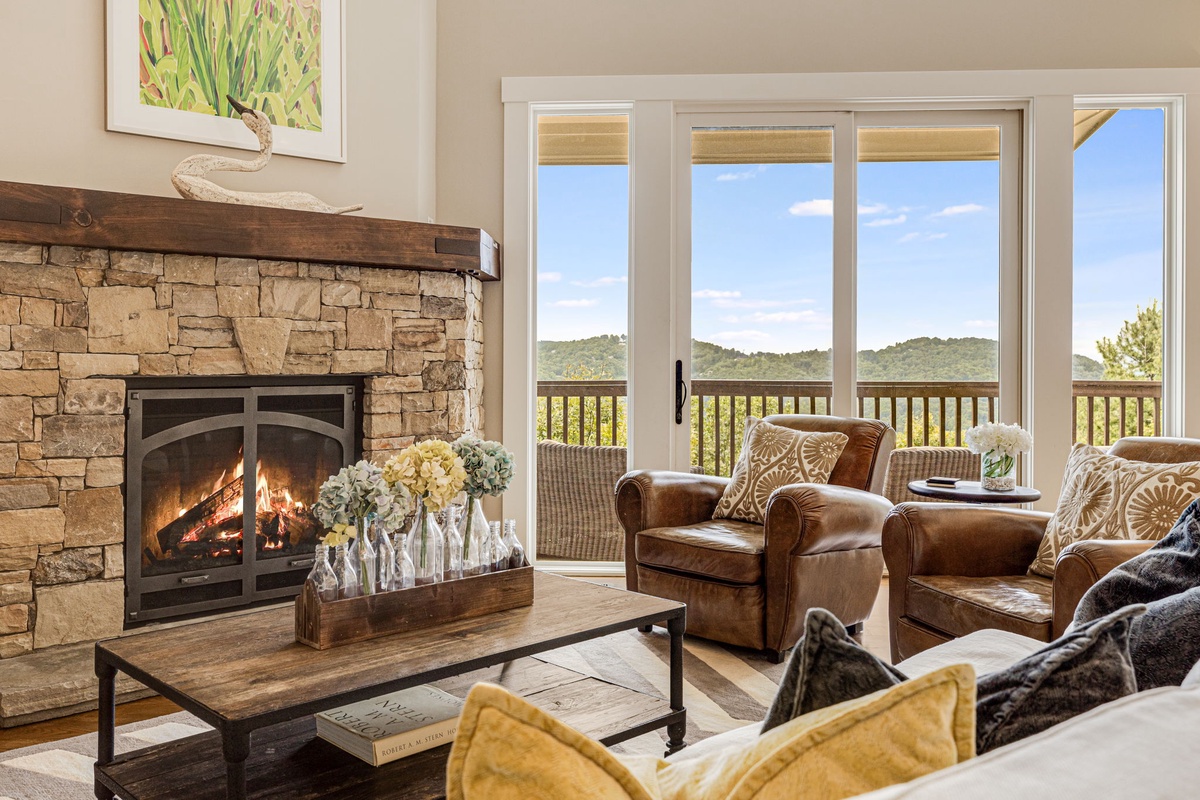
616, 415, 895, 662
883, 436, 1200, 662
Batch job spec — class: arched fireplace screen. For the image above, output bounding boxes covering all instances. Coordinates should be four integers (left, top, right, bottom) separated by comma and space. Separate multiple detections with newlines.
124, 382, 358, 625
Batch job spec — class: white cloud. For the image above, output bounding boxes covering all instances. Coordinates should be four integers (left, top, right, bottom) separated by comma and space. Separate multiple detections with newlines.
788, 199, 833, 217
963, 319, 998, 329
548, 298, 600, 308
746, 311, 819, 323
858, 202, 888, 215
865, 214, 907, 227
712, 330, 771, 344
932, 203, 985, 218
538, 272, 562, 283
717, 165, 768, 182
711, 297, 816, 309
898, 232, 949, 244
693, 289, 742, 299
571, 276, 628, 288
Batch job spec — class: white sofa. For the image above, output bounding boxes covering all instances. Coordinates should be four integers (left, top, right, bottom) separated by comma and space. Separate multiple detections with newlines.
670, 629, 1200, 799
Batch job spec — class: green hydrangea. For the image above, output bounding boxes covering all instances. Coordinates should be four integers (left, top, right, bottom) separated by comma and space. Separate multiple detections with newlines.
313, 460, 412, 533
453, 436, 516, 498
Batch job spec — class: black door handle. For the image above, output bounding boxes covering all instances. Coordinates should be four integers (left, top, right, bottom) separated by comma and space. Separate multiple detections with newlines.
675, 360, 688, 424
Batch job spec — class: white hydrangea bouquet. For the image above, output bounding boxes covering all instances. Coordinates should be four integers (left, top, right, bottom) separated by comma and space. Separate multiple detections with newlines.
313, 460, 412, 547
963, 422, 1032, 491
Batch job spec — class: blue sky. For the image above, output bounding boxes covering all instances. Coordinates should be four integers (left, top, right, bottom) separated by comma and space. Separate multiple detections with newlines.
537, 110, 1163, 368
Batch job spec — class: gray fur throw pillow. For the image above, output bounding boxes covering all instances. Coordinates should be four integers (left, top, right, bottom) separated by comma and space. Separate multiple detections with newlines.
1125, 586, 1200, 690
976, 604, 1144, 754
1075, 499, 1200, 622
761, 607, 906, 733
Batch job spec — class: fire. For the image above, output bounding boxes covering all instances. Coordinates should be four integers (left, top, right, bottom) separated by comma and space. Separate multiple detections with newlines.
170, 455, 314, 556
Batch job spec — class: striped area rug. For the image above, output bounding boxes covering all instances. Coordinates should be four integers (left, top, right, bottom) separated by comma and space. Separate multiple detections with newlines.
0, 629, 783, 798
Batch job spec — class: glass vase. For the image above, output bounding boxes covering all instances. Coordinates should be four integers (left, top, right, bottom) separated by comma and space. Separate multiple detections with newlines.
407, 504, 444, 585
373, 516, 396, 592
486, 520, 510, 572
440, 506, 464, 582
395, 540, 416, 589
305, 544, 339, 602
332, 542, 360, 599
981, 450, 1017, 491
459, 495, 489, 576
351, 519, 377, 596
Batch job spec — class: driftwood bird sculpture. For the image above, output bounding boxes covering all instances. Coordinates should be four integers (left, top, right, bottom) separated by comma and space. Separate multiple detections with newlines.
171, 95, 362, 214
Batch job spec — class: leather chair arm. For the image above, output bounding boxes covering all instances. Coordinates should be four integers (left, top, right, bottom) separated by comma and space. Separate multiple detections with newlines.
882, 502, 1050, 580
764, 483, 893, 558
615, 470, 729, 535
1051, 539, 1156, 637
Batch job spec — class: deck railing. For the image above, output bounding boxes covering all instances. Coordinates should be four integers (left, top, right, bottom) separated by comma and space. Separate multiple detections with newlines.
537, 378, 1162, 475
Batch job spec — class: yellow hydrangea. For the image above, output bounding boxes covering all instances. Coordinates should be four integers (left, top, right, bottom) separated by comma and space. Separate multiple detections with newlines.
383, 439, 467, 512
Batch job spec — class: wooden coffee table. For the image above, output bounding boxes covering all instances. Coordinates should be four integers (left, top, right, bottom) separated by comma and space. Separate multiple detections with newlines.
94, 572, 686, 800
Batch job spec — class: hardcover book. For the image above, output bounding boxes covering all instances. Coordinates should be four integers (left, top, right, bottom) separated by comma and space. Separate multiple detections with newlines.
315, 685, 465, 766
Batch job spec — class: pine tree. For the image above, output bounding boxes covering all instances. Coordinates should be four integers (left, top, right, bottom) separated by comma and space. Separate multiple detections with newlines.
1096, 300, 1162, 381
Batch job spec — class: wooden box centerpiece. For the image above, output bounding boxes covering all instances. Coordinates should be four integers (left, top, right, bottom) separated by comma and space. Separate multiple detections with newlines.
294, 562, 534, 650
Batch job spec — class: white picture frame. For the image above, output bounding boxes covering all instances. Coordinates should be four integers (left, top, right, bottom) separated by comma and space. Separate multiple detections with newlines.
106, 0, 346, 163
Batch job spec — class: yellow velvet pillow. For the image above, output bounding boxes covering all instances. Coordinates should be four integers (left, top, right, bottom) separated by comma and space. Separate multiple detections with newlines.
445, 664, 976, 800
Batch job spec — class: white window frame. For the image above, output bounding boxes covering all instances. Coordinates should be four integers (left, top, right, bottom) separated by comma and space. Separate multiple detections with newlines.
503, 71, 1197, 572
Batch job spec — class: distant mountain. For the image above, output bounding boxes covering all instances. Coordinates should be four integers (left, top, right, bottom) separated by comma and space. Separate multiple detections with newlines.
537, 335, 1107, 383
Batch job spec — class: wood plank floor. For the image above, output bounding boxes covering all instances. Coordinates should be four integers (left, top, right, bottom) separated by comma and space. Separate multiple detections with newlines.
0, 579, 890, 754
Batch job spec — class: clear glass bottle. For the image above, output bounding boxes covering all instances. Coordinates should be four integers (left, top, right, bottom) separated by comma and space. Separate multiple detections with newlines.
486, 520, 510, 572
459, 496, 489, 576
373, 516, 396, 592
441, 506, 464, 582
407, 503, 444, 585
352, 519, 377, 596
305, 544, 339, 602
395, 544, 416, 589
332, 541, 360, 599
502, 519, 526, 570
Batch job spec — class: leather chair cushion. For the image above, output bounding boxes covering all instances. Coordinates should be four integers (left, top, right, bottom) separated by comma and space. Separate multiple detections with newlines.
906, 575, 1053, 641
636, 520, 764, 584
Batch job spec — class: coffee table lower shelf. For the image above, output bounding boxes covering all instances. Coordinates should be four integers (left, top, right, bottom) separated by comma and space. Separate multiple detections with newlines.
95, 661, 682, 800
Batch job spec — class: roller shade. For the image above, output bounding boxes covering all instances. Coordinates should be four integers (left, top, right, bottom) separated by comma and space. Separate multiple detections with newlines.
536, 110, 1116, 166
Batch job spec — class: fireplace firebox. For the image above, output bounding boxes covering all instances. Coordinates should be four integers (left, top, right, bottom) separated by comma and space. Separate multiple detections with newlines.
124, 378, 361, 625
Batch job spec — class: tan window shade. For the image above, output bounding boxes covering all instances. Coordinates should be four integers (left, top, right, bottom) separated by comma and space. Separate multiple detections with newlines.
537, 110, 1114, 166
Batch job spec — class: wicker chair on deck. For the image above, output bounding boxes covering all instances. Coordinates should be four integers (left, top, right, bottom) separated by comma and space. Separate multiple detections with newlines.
536, 440, 627, 561
882, 446, 982, 505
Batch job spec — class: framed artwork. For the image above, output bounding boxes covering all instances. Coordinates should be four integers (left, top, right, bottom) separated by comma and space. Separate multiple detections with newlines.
106, 0, 346, 162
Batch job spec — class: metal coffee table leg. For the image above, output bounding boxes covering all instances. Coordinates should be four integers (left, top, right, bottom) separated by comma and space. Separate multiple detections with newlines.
666, 613, 686, 754
95, 658, 116, 800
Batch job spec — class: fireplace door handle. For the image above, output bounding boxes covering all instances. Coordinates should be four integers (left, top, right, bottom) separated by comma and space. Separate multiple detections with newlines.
289, 558, 316, 568
179, 574, 210, 585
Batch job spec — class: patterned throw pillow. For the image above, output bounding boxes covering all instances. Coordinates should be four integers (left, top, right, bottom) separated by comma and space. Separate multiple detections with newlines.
713, 417, 848, 525
1028, 443, 1200, 577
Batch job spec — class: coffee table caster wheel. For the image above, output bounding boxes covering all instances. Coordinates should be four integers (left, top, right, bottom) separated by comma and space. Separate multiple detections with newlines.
638, 624, 652, 633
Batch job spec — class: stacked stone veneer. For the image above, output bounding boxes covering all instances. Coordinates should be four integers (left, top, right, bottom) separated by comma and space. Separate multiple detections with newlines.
0, 241, 483, 659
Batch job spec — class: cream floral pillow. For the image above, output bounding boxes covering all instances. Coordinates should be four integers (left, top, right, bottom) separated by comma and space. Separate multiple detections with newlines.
713, 417, 848, 525
1030, 443, 1200, 577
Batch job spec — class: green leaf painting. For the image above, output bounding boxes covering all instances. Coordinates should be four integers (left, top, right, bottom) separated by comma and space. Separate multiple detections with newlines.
138, 0, 322, 131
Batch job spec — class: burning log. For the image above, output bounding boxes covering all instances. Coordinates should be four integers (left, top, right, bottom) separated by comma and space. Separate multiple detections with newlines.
156, 475, 243, 556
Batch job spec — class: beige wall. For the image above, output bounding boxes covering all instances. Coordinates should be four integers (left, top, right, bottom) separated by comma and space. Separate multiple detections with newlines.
0, 0, 436, 221
435, 0, 1200, 440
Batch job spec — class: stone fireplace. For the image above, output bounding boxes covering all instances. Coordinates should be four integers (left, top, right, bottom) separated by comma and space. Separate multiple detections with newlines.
0, 239, 484, 659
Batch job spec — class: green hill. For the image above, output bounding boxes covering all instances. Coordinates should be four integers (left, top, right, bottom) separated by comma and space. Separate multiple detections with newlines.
537, 335, 1105, 382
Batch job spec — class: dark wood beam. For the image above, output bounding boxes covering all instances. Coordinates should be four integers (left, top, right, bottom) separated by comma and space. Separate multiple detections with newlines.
0, 180, 500, 281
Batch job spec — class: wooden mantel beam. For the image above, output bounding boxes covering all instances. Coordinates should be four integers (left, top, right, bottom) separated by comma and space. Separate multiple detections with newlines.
0, 181, 500, 281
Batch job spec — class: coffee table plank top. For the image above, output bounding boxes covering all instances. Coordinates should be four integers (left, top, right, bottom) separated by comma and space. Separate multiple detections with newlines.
96, 572, 682, 729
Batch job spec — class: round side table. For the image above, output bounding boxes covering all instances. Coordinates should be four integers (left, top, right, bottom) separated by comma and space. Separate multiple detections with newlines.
907, 480, 1041, 504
